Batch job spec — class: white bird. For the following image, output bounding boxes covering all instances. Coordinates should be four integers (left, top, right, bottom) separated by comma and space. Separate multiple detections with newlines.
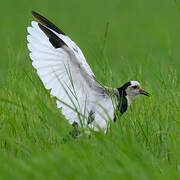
27, 11, 149, 133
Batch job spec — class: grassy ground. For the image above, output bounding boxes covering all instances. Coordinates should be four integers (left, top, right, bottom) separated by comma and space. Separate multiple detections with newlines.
0, 0, 180, 179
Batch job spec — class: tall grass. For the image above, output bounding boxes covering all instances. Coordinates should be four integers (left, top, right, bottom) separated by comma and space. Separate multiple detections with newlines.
0, 0, 180, 179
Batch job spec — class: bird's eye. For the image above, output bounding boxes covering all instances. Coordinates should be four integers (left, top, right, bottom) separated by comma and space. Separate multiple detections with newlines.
132, 85, 138, 89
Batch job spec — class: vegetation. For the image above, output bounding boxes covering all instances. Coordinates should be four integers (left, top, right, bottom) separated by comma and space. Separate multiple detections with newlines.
0, 0, 180, 179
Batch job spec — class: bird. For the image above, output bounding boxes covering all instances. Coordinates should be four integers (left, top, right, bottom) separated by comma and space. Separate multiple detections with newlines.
27, 11, 150, 133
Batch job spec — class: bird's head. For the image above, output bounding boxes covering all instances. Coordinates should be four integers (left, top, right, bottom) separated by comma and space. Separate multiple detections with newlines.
124, 81, 150, 99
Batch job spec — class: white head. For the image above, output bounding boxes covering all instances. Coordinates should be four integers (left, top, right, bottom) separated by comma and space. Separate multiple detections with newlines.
125, 81, 150, 100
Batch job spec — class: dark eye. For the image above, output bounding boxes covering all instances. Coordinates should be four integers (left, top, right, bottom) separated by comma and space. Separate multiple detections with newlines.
132, 85, 138, 89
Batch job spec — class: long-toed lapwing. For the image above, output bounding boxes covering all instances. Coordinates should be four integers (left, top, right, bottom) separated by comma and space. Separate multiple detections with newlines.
27, 11, 150, 133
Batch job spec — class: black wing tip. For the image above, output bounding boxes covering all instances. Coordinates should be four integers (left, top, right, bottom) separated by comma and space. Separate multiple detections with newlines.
31, 10, 66, 35
32, 11, 43, 21
38, 23, 66, 49
32, 10, 38, 17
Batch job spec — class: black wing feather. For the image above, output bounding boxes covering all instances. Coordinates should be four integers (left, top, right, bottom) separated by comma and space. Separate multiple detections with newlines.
32, 11, 66, 35
38, 23, 67, 48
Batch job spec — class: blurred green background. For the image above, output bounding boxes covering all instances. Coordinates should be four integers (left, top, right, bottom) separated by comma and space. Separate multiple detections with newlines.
0, 0, 180, 179
1, 0, 180, 85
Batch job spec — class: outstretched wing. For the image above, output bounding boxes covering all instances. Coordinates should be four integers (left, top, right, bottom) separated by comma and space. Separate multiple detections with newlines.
27, 11, 109, 127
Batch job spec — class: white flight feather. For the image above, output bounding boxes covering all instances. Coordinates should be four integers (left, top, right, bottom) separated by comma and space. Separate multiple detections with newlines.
27, 21, 115, 132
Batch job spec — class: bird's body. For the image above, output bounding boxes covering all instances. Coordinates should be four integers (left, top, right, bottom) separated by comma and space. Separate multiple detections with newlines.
27, 11, 149, 133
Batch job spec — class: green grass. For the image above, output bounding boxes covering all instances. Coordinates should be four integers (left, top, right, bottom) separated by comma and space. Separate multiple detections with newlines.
0, 0, 180, 179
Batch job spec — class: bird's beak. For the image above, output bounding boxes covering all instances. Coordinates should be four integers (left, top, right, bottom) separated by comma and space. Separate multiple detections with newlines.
139, 89, 150, 96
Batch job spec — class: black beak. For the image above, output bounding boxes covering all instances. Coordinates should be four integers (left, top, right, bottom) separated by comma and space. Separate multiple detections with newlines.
139, 89, 150, 96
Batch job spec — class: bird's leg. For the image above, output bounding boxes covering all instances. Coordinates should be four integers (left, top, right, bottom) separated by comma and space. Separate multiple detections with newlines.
69, 122, 81, 138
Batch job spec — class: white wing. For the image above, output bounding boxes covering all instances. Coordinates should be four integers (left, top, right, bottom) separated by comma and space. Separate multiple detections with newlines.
27, 12, 115, 131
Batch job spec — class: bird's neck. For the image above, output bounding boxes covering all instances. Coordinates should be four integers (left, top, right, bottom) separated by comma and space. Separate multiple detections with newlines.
117, 88, 131, 114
